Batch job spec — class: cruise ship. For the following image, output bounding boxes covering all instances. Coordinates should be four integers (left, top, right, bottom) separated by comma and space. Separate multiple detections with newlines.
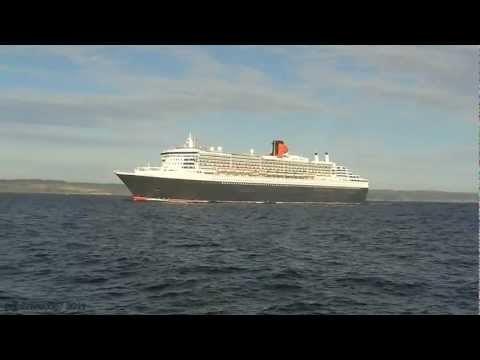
115, 133, 369, 203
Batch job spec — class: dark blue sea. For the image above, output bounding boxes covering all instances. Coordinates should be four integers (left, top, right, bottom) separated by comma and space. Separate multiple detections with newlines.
0, 193, 477, 314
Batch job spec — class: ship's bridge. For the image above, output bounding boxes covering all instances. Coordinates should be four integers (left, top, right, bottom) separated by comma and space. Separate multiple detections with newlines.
160, 149, 199, 171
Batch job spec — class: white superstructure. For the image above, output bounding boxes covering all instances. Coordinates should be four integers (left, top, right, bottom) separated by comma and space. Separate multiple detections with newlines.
116, 133, 368, 190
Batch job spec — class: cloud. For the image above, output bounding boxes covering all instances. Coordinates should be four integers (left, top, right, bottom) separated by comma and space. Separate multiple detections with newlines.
0, 45, 476, 189
2, 45, 475, 121
0, 45, 334, 138
273, 45, 478, 112
0, 81, 326, 131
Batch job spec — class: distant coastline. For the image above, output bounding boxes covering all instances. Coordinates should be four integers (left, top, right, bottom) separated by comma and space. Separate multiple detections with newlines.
0, 179, 477, 203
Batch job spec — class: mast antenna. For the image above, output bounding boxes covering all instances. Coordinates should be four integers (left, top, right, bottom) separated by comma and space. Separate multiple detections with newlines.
186, 132, 194, 148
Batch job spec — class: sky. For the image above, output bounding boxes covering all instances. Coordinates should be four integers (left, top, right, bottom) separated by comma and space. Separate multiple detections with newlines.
0, 45, 477, 191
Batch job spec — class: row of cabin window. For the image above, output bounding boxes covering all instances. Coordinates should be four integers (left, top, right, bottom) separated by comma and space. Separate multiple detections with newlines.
205, 160, 332, 169
200, 167, 331, 175
200, 166, 332, 175
199, 160, 331, 171
200, 163, 331, 173
200, 156, 331, 167
201, 170, 332, 178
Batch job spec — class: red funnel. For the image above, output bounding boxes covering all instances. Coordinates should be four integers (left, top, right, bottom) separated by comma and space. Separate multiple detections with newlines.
277, 143, 288, 157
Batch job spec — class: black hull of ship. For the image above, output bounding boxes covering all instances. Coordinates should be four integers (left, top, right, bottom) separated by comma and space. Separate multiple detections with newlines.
116, 174, 368, 203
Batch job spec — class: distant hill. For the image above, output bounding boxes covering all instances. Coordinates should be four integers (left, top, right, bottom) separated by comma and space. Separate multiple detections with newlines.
367, 189, 477, 203
0, 179, 477, 203
0, 179, 128, 196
